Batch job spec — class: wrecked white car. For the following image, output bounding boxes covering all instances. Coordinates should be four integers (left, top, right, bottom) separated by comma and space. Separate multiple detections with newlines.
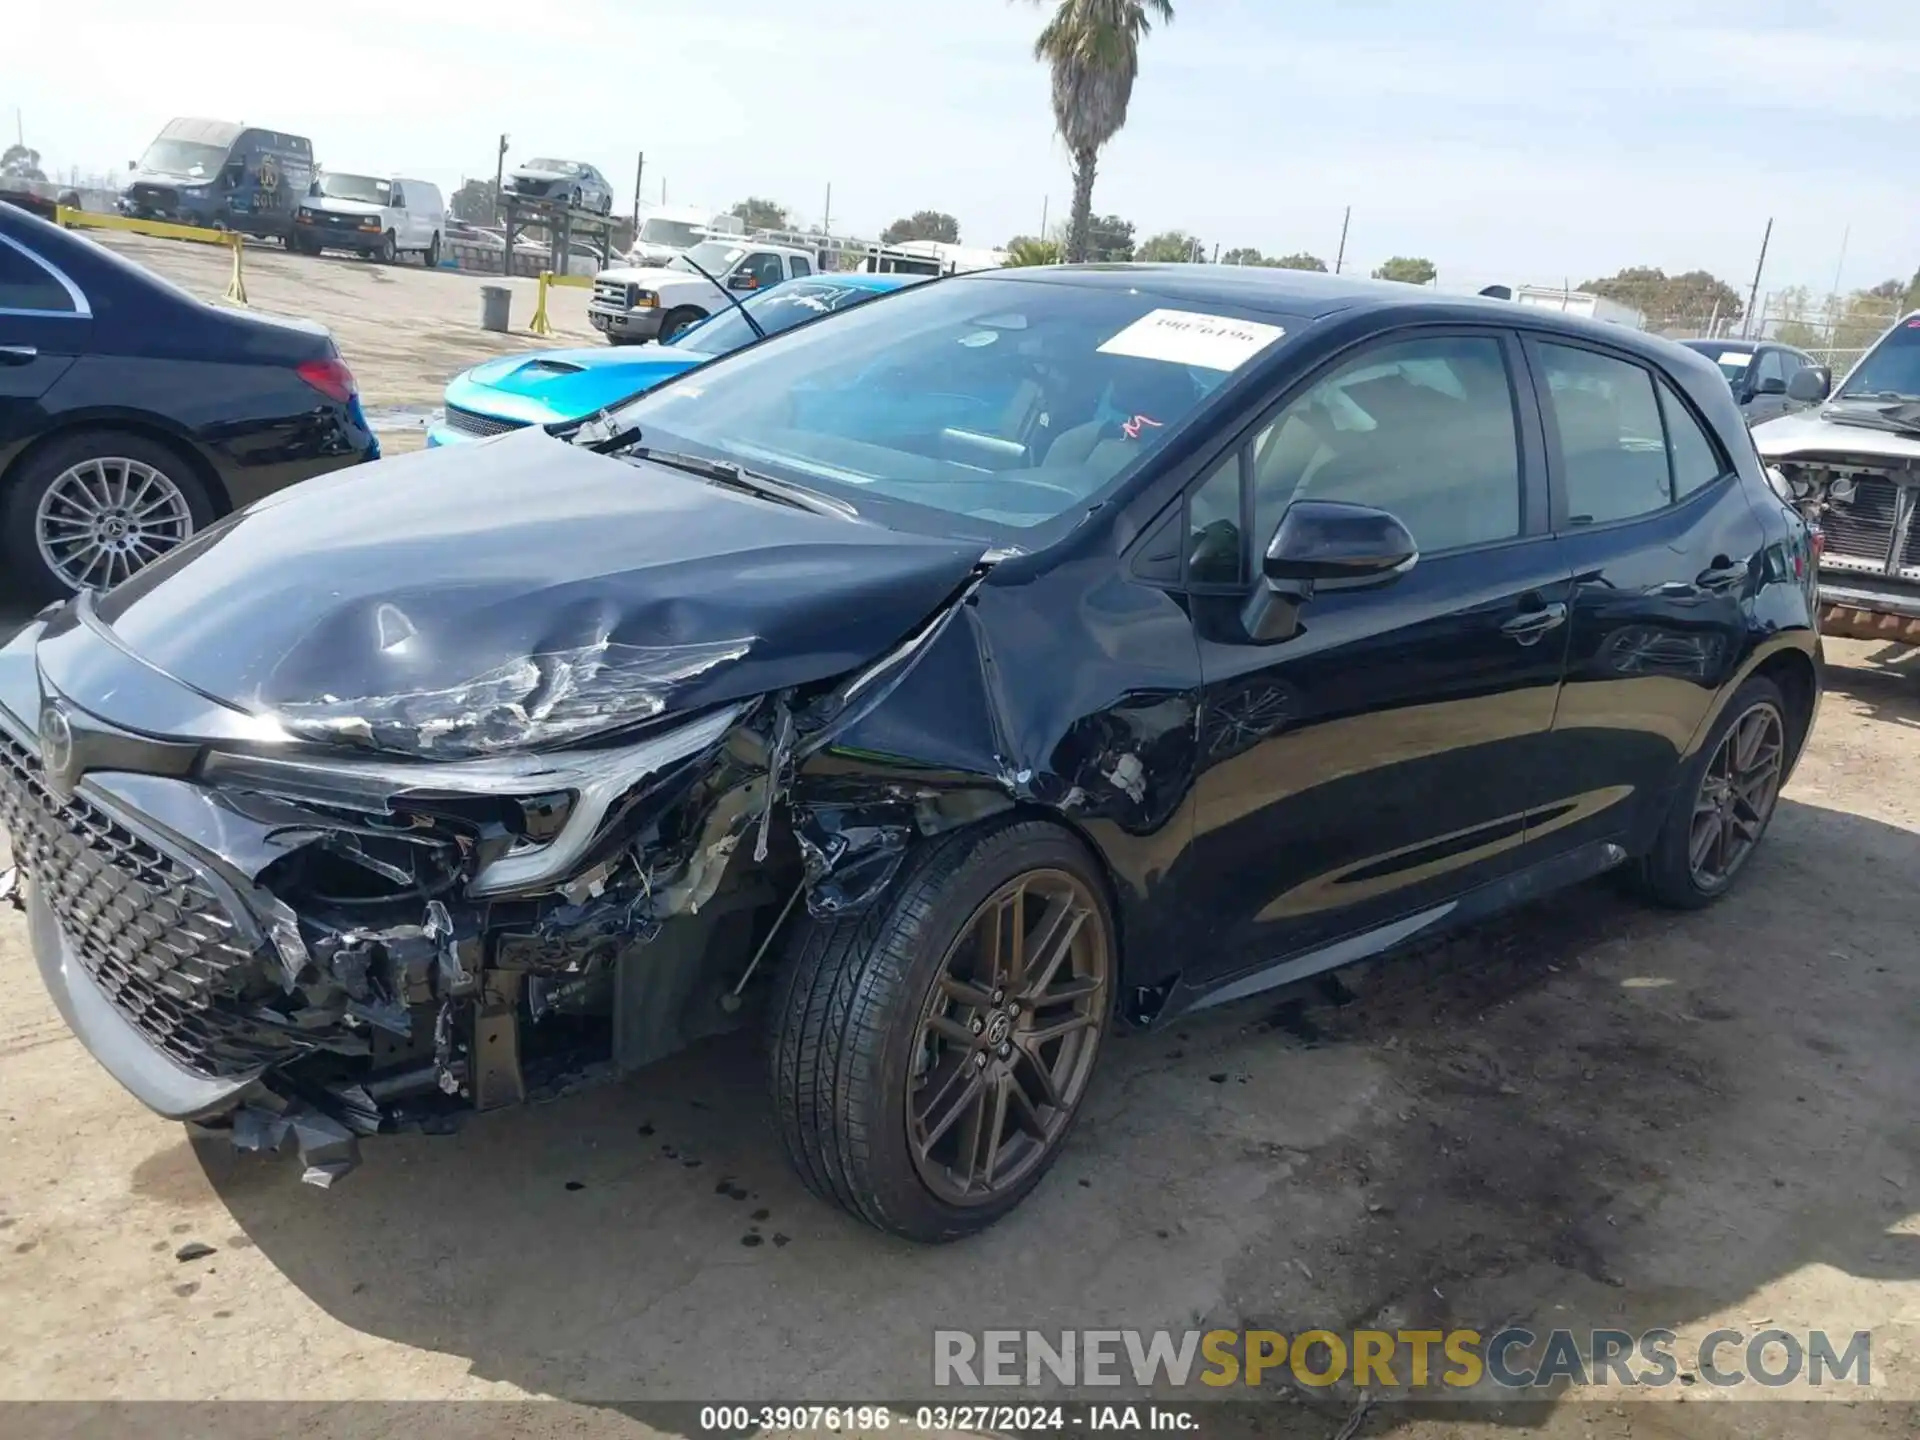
1754, 312, 1920, 641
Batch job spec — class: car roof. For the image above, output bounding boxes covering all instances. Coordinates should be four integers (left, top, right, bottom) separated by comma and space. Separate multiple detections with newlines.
1679, 338, 1755, 352
972, 263, 1707, 364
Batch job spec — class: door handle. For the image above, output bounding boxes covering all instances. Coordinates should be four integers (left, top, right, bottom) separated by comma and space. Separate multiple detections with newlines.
0, 346, 37, 365
1696, 556, 1750, 592
1500, 602, 1568, 646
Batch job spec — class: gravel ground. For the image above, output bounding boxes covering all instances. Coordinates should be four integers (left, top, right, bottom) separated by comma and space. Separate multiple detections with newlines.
2, 235, 1919, 1438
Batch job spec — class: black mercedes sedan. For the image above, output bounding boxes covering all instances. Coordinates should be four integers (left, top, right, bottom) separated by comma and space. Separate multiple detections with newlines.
0, 264, 1820, 1241
0, 204, 376, 601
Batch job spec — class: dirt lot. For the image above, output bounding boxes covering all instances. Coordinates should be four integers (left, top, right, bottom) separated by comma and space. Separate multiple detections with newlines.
3, 237, 1920, 1438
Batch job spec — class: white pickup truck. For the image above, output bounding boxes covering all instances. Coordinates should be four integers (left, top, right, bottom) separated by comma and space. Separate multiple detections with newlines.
589, 239, 821, 345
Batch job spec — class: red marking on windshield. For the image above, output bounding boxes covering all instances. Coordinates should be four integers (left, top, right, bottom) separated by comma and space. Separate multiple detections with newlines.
1121, 414, 1164, 440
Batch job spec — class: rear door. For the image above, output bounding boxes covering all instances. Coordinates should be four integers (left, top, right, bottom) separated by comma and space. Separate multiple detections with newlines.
1522, 334, 1769, 859
1177, 327, 1576, 979
0, 231, 90, 458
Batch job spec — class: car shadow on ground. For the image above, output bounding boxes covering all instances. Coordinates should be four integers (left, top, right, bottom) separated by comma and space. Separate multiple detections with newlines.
190, 787, 1920, 1425
1824, 642, 1920, 732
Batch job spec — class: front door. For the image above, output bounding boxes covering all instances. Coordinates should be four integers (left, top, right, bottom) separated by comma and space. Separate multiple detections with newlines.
1177, 329, 1573, 980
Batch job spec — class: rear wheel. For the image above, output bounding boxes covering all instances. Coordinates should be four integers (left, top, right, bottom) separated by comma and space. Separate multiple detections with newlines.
1631, 676, 1790, 909
2, 430, 214, 602
769, 819, 1115, 1242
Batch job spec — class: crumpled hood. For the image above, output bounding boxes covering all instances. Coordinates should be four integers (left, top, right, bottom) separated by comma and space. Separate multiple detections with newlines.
1753, 406, 1920, 463
71, 429, 985, 758
448, 347, 706, 426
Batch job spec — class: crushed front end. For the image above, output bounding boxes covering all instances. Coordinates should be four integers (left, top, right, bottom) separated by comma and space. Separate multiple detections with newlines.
0, 570, 975, 1187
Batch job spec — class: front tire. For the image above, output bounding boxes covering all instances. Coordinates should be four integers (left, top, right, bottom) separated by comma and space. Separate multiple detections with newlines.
657, 306, 704, 343
377, 230, 396, 264
1, 430, 214, 603
424, 232, 441, 268
1631, 675, 1791, 909
768, 818, 1116, 1242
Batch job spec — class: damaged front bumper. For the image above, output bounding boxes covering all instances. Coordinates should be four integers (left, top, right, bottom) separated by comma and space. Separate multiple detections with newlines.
0, 577, 984, 1186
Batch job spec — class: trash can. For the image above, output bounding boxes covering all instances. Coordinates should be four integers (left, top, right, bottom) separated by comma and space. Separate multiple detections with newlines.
480, 285, 511, 333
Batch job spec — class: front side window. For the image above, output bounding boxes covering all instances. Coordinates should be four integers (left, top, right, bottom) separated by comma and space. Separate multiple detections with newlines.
1754, 348, 1787, 390
1839, 316, 1920, 401
0, 240, 77, 313
1249, 335, 1522, 555
1187, 451, 1246, 586
610, 274, 1287, 535
1538, 343, 1670, 526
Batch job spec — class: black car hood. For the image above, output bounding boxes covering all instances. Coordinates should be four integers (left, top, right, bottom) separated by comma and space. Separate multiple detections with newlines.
75, 430, 985, 757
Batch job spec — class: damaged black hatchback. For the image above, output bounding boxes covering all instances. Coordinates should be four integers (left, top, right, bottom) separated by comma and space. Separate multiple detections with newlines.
0, 265, 1820, 1240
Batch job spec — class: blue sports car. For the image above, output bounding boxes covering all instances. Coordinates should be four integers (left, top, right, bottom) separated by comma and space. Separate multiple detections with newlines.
428, 272, 920, 446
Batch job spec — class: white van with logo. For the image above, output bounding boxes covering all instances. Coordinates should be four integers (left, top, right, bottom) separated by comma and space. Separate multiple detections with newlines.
293, 172, 447, 265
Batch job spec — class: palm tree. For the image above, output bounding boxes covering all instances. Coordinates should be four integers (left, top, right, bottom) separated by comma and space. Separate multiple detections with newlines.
1006, 237, 1064, 267
1029, 0, 1174, 263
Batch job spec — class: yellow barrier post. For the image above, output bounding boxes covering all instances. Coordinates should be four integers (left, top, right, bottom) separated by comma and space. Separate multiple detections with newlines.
529, 271, 555, 338
224, 234, 248, 306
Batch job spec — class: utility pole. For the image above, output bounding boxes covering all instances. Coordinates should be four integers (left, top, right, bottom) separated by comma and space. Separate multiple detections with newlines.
1744, 217, 1773, 339
1039, 195, 1048, 242
822, 182, 832, 235
493, 133, 509, 222
1211, 241, 1220, 264
632, 151, 645, 227
1334, 205, 1351, 274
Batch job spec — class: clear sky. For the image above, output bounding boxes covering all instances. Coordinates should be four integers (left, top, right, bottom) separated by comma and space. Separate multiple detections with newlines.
5, 0, 1916, 297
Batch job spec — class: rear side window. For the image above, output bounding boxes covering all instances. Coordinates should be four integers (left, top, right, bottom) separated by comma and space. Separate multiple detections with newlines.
0, 239, 76, 313
1537, 344, 1670, 525
1659, 381, 1729, 499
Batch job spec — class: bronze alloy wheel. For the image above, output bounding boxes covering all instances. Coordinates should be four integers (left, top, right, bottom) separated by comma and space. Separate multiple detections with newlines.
906, 868, 1111, 1205
1690, 699, 1786, 890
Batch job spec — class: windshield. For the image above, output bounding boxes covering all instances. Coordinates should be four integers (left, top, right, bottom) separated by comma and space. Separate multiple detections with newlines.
677, 282, 890, 357
1839, 318, 1920, 401
638, 218, 705, 248
137, 139, 228, 180
669, 241, 748, 276
525, 159, 583, 176
610, 274, 1286, 535
1681, 342, 1755, 387
312, 172, 390, 204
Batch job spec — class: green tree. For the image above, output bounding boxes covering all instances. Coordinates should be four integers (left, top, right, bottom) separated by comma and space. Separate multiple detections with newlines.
882, 210, 961, 245
1581, 266, 1744, 332
1220, 246, 1263, 266
729, 196, 790, 232
1084, 212, 1135, 262
1905, 267, 1920, 314
0, 144, 46, 182
1372, 256, 1437, 286
1029, 0, 1175, 262
1138, 229, 1203, 262
1270, 251, 1328, 272
449, 178, 499, 224
1005, 237, 1064, 267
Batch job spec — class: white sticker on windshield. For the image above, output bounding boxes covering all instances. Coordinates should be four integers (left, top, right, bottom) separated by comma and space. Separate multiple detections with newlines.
1718, 351, 1753, 367
1098, 309, 1286, 371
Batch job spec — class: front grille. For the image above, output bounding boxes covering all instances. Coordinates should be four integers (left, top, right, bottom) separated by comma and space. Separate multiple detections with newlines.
444, 404, 528, 439
593, 279, 634, 310
130, 185, 177, 208
0, 725, 292, 1078
1820, 476, 1900, 569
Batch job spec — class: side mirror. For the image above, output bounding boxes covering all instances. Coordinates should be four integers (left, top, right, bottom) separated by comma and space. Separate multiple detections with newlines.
1755, 376, 1787, 397
1241, 501, 1418, 643
1786, 366, 1832, 404
728, 273, 759, 290
1263, 500, 1418, 589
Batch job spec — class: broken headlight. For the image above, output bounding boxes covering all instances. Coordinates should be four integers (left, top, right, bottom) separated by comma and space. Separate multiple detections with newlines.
202, 704, 745, 898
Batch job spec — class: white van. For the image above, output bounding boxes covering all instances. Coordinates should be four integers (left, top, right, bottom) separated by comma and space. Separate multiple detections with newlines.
625, 204, 746, 267
294, 173, 447, 265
